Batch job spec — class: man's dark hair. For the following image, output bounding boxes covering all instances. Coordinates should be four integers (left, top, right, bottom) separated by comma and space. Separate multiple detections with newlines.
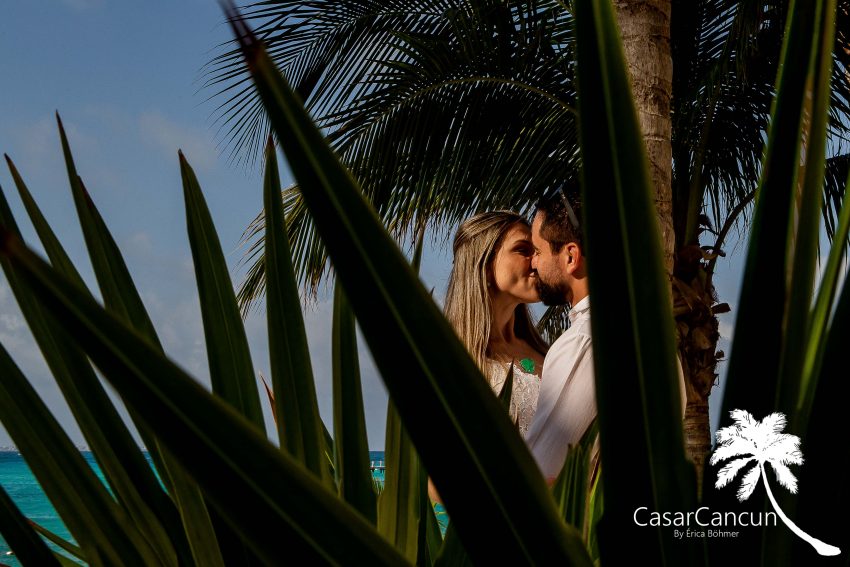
534, 181, 583, 253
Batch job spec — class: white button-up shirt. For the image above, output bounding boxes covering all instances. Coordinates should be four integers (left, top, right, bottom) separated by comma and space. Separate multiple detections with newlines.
525, 296, 595, 481
525, 295, 687, 481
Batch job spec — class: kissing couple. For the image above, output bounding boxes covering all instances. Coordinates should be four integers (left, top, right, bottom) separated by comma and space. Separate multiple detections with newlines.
435, 185, 686, 496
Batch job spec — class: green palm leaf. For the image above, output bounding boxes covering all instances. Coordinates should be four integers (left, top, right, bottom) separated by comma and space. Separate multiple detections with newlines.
223, 8, 591, 564
262, 137, 331, 482
0, 231, 409, 566
332, 282, 377, 522
572, 0, 700, 564
180, 152, 265, 429
0, 172, 183, 566
0, 337, 161, 565
55, 121, 226, 566
216, 0, 850, 311
0, 484, 62, 566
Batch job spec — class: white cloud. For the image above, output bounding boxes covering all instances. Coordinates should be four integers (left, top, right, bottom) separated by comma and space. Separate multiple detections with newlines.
1, 313, 25, 332
19, 115, 98, 162
139, 289, 209, 383
717, 309, 735, 344
139, 111, 216, 172
126, 231, 154, 255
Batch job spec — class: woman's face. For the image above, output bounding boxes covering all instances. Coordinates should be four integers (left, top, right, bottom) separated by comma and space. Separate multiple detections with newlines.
489, 223, 540, 304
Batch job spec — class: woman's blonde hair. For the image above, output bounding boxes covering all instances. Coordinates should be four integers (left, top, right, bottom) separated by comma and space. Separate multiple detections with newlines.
444, 211, 548, 373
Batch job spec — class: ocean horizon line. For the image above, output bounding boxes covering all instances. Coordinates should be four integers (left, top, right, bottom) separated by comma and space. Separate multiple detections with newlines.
0, 446, 387, 454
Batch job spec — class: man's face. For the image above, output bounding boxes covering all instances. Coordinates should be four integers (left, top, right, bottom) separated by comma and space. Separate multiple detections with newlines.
530, 212, 570, 306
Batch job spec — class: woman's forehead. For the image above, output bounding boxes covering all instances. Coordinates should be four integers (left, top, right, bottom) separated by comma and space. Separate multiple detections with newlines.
502, 223, 532, 243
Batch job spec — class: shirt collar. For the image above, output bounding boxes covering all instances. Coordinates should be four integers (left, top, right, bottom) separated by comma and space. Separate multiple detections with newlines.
568, 295, 590, 324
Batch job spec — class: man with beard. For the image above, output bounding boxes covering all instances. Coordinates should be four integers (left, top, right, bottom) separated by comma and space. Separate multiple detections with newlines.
525, 187, 596, 484
526, 187, 686, 484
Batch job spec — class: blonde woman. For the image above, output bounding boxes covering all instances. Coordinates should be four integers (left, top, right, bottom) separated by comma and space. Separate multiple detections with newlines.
444, 210, 548, 434
429, 211, 548, 513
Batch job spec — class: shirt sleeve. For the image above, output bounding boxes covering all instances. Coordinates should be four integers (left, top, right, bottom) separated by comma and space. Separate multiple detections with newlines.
525, 332, 595, 481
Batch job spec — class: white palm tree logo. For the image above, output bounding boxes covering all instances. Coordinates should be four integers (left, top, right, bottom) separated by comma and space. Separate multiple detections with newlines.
710, 409, 840, 556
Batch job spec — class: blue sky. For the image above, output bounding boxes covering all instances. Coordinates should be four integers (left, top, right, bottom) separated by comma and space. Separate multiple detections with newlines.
0, 1, 746, 450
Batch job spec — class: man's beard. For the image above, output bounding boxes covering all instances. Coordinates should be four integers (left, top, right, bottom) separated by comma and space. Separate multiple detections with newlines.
536, 278, 569, 306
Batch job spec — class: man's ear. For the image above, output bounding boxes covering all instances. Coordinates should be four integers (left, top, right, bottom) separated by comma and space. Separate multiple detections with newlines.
564, 242, 582, 273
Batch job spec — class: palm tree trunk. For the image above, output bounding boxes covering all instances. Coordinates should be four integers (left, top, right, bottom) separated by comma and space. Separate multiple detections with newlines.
615, 1, 719, 490
759, 462, 841, 556
614, 0, 675, 274
672, 260, 724, 497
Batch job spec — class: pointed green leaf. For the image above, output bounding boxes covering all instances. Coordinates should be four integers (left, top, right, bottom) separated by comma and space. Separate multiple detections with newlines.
28, 521, 84, 561
433, 522, 473, 567
551, 420, 598, 532
0, 484, 61, 566
378, 400, 421, 562
225, 11, 590, 565
2, 157, 183, 567
792, 264, 850, 559
263, 138, 329, 482
777, 0, 838, 424
157, 445, 226, 567
718, 0, 825, 423
4, 154, 85, 287
793, 2, 847, 427
332, 282, 377, 522
418, 474, 443, 567
799, 165, 850, 422
708, 0, 837, 561
573, 0, 699, 564
410, 227, 441, 567
56, 117, 158, 339
497, 364, 514, 411
0, 233, 408, 566
53, 122, 225, 566
179, 151, 265, 430
0, 333, 159, 565
767, 5, 840, 562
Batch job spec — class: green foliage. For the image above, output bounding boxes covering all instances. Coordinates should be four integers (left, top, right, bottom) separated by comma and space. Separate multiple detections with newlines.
209, 0, 850, 308
0, 0, 848, 565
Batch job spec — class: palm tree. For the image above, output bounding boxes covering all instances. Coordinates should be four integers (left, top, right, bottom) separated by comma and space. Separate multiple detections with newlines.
205, 0, 850, 486
710, 409, 841, 557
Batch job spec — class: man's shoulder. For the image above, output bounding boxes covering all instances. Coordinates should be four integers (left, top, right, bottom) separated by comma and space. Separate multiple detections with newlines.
548, 321, 593, 355
570, 315, 593, 340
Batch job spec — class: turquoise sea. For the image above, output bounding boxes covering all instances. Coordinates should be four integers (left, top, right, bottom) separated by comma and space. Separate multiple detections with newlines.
0, 450, 388, 566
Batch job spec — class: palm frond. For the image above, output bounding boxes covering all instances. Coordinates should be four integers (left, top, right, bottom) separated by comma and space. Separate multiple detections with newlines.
709, 439, 757, 465
226, 1, 580, 303
715, 456, 755, 488
671, 0, 784, 243
762, 434, 803, 465
672, 0, 850, 249
759, 412, 787, 436
729, 408, 758, 429
205, 0, 452, 168
824, 153, 849, 241
767, 461, 798, 494
218, 0, 850, 306
736, 462, 761, 501
535, 304, 569, 344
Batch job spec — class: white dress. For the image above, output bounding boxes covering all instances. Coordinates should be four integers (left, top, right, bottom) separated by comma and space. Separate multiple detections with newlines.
486, 360, 542, 437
